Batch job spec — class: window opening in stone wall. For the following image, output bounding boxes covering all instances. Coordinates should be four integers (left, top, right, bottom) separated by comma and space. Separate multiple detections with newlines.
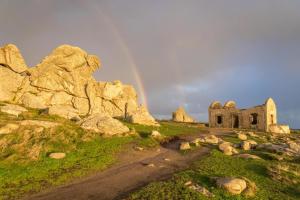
217, 115, 223, 124
250, 113, 258, 125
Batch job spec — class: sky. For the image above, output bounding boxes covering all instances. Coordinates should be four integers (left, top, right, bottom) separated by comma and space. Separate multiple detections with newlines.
1, 0, 300, 128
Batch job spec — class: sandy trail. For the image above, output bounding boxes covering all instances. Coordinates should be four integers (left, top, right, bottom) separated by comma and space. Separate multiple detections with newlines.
23, 129, 230, 200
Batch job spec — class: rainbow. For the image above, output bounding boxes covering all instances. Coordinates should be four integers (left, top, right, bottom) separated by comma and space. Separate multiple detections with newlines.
82, 1, 148, 108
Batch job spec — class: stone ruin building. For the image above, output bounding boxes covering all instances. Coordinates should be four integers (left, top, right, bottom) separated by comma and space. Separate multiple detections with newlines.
208, 98, 290, 134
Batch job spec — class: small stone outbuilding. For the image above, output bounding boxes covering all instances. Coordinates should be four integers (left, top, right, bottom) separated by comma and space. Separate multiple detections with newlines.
209, 98, 290, 133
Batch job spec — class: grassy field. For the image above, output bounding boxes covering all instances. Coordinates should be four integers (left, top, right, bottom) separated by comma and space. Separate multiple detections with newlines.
129, 149, 300, 200
0, 108, 204, 199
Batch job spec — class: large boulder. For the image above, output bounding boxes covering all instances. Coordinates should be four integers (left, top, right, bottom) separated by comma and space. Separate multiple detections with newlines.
172, 107, 195, 123
80, 113, 130, 136
127, 105, 160, 126
216, 177, 247, 195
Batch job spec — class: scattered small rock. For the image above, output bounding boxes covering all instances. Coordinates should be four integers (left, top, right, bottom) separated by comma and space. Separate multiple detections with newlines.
164, 158, 170, 161
180, 142, 191, 150
216, 177, 247, 195
151, 130, 162, 139
219, 142, 236, 156
146, 163, 155, 167
247, 132, 258, 137
49, 152, 66, 159
204, 135, 222, 144
179, 142, 191, 150
0, 123, 19, 134
185, 181, 214, 197
241, 141, 251, 150
237, 133, 247, 141
248, 140, 258, 146
191, 138, 201, 146
134, 146, 144, 151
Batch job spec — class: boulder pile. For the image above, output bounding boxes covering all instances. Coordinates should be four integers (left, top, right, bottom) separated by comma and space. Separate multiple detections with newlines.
0, 44, 159, 135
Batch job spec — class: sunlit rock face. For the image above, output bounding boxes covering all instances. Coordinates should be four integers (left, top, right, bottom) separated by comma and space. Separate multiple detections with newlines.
0, 44, 159, 130
172, 107, 195, 123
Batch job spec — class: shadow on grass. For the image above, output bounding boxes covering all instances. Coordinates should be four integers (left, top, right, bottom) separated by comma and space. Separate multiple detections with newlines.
138, 132, 150, 138
284, 184, 300, 199
245, 163, 268, 177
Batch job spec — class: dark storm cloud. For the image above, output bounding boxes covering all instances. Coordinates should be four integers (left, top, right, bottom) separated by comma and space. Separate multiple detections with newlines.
1, 0, 300, 127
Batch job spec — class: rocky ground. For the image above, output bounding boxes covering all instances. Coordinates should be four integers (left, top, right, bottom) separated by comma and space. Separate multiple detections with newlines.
0, 102, 299, 199
16, 128, 300, 200
129, 129, 300, 200
0, 103, 205, 200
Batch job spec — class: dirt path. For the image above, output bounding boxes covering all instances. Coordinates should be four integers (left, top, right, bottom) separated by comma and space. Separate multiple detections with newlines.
23, 129, 231, 200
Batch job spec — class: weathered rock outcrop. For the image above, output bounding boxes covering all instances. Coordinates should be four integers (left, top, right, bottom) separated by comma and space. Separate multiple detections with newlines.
126, 105, 160, 126
0, 44, 159, 134
172, 107, 195, 123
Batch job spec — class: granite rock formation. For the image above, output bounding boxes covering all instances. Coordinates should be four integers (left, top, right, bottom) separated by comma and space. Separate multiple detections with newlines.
172, 107, 195, 123
0, 44, 159, 134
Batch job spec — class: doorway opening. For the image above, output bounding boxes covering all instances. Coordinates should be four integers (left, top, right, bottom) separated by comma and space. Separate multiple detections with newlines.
216, 115, 223, 125
233, 115, 239, 128
250, 113, 258, 125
